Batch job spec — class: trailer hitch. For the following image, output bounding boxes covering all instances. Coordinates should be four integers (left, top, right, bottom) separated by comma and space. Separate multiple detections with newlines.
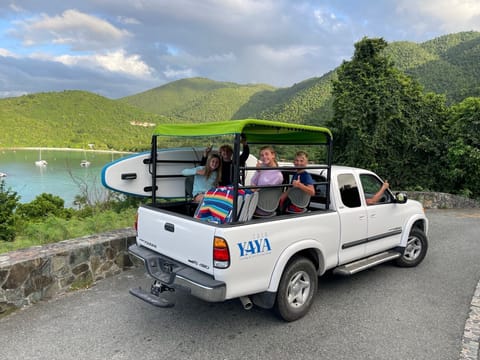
151, 280, 175, 296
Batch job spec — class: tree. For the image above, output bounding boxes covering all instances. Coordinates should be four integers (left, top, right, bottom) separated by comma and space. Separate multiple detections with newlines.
328, 37, 449, 190
0, 180, 20, 241
446, 97, 480, 198
16, 193, 71, 220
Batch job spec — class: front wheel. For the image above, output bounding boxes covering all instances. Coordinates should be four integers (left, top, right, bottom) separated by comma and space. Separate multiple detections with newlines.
274, 256, 317, 322
395, 228, 428, 267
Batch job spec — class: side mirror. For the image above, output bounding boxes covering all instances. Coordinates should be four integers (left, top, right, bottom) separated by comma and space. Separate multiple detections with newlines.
395, 192, 408, 204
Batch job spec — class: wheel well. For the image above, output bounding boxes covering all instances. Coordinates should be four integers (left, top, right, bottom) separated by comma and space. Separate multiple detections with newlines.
290, 248, 323, 273
412, 219, 426, 233
269, 247, 325, 293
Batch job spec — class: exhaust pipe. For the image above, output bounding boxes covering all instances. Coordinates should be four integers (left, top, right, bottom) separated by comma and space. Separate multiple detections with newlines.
239, 296, 253, 310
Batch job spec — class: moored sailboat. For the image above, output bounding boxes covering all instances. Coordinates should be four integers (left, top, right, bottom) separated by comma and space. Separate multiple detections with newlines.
35, 149, 48, 167
80, 148, 91, 167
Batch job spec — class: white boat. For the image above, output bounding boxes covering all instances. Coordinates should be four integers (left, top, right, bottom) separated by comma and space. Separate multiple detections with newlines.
35, 149, 48, 167
80, 149, 91, 167
35, 159, 48, 167
0, 172, 6, 177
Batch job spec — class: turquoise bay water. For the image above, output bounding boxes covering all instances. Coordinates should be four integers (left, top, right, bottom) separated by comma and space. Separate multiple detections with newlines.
0, 149, 126, 207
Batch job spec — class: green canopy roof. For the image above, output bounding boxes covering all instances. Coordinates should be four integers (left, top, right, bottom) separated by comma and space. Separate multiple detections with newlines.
152, 119, 332, 145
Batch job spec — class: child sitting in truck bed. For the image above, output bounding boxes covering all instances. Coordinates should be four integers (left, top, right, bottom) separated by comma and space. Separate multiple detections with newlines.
182, 153, 222, 203
250, 145, 284, 188
279, 151, 315, 213
250, 146, 284, 217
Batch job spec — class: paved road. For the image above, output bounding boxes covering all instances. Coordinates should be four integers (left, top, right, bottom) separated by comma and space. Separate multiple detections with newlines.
1, 209, 479, 360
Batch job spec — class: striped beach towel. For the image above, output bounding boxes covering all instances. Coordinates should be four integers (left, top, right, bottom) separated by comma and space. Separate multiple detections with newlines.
194, 186, 250, 223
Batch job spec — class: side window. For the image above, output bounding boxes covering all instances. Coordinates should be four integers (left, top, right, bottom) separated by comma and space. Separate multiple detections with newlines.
360, 174, 392, 204
337, 174, 361, 208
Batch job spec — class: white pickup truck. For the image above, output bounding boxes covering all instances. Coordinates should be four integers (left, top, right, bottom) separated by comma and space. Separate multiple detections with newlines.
127, 119, 428, 321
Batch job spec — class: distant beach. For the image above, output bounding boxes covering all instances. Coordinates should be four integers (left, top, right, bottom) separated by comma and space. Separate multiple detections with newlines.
1, 147, 132, 154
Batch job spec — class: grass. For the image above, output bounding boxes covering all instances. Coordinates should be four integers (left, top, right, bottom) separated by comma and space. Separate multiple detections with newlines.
0, 207, 137, 255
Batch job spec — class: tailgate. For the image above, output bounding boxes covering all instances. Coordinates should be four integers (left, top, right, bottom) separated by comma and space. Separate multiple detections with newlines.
136, 205, 216, 275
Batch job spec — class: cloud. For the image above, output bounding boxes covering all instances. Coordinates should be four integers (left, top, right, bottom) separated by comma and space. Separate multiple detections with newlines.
396, 0, 480, 33
53, 50, 153, 77
0, 52, 158, 99
116, 16, 141, 25
3, 8, 151, 79
163, 66, 195, 80
313, 8, 347, 32
0, 1, 478, 99
14, 9, 131, 51
248, 44, 319, 65
9, 3, 24, 13
0, 48, 17, 57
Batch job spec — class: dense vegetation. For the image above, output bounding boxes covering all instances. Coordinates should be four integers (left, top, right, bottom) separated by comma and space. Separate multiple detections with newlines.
328, 36, 480, 199
0, 181, 19, 242
0, 181, 141, 253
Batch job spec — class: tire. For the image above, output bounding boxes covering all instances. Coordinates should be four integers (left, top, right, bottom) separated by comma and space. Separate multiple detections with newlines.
395, 228, 428, 267
274, 256, 318, 322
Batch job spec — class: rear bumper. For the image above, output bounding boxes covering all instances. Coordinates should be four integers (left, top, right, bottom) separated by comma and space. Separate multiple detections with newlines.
128, 244, 226, 302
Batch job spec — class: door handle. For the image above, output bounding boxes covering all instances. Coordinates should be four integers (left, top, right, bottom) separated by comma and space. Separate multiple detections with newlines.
164, 223, 175, 232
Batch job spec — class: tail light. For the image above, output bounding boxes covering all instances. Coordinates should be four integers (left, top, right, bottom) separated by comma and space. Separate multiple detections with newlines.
213, 236, 230, 269
134, 212, 138, 232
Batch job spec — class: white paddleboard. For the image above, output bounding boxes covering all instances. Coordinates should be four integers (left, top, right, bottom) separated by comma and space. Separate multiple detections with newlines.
101, 147, 257, 198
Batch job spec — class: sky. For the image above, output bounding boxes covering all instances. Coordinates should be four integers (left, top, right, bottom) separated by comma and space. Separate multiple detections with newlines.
0, 0, 479, 100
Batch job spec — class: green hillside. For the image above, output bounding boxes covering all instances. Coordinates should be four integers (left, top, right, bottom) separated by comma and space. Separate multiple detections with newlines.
244, 72, 336, 125
121, 74, 336, 126
171, 83, 276, 122
120, 77, 276, 121
385, 31, 480, 103
0, 91, 169, 151
383, 41, 438, 70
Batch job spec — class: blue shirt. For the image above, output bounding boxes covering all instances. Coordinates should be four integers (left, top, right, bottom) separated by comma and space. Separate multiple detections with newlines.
182, 166, 218, 195
292, 171, 314, 185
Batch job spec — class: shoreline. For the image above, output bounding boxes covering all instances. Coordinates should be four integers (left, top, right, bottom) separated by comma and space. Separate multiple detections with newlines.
0, 147, 132, 154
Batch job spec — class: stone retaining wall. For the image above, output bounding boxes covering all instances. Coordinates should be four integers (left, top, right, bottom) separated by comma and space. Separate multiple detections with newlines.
406, 191, 479, 209
0, 192, 478, 317
0, 228, 136, 316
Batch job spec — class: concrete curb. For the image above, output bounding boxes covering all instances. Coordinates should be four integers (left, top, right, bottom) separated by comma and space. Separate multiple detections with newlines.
460, 279, 480, 360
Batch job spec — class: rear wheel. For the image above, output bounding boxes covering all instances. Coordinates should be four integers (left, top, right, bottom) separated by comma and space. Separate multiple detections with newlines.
274, 256, 317, 322
395, 228, 428, 267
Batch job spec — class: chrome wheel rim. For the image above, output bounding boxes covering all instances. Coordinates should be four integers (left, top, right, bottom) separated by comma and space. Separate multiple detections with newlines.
286, 270, 311, 308
403, 235, 422, 261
